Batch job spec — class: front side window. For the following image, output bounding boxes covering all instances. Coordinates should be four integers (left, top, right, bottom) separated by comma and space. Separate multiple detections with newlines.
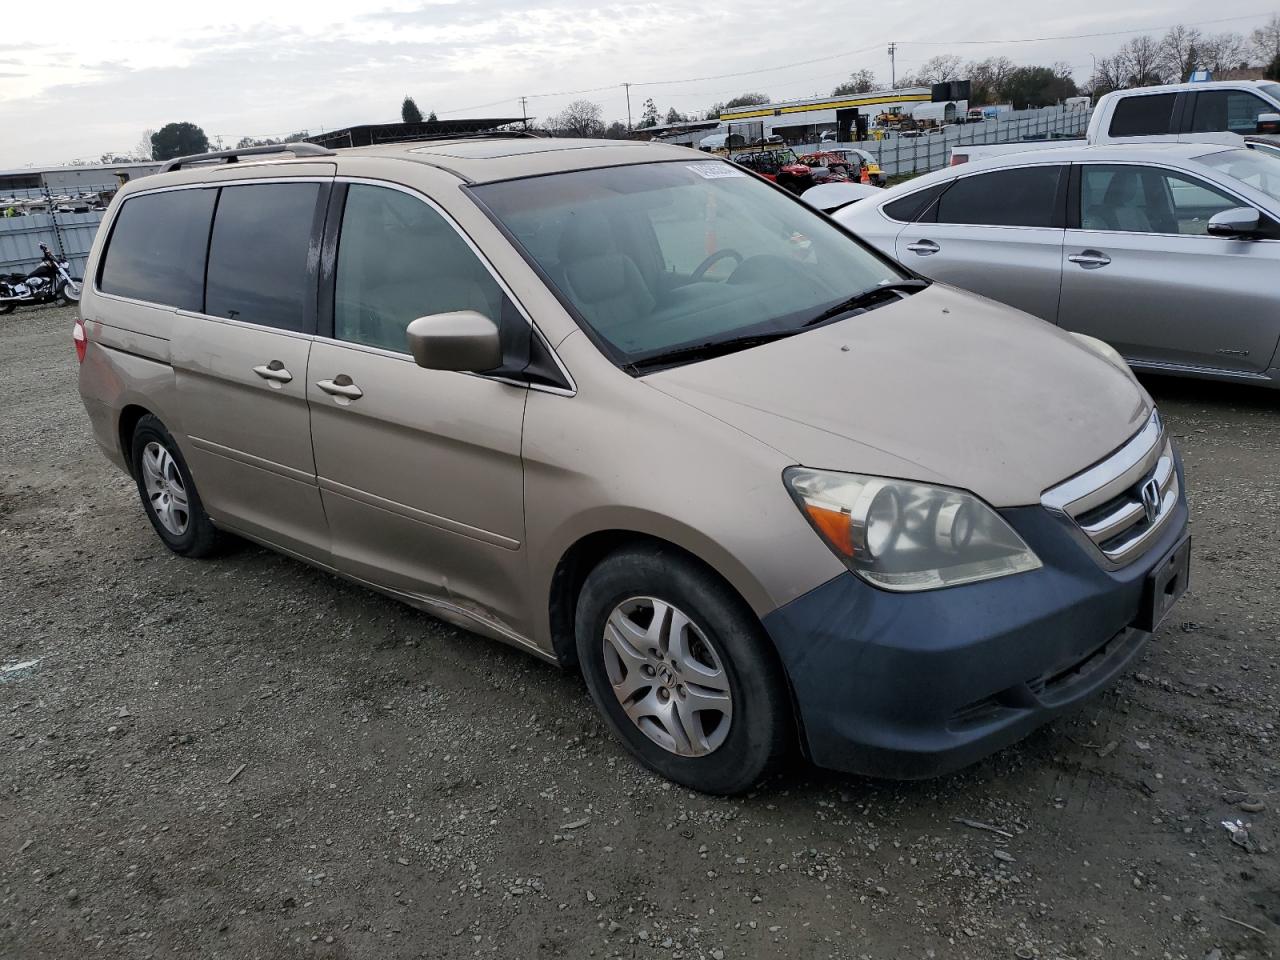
1108, 94, 1176, 138
205, 182, 320, 331
933, 166, 1064, 228
1190, 91, 1275, 135
333, 184, 509, 353
1080, 165, 1241, 235
98, 189, 215, 310
470, 160, 903, 366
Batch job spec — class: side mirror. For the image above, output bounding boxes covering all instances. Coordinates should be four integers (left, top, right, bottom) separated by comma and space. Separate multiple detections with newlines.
405, 311, 502, 372
1206, 206, 1261, 238
1257, 112, 1280, 135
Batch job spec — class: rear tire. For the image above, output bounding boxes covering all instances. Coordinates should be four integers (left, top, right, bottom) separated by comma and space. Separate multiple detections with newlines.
0, 303, 13, 315
575, 545, 792, 794
130, 415, 222, 558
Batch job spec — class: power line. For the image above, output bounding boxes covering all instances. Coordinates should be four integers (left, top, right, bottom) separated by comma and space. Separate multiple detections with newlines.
903, 10, 1275, 45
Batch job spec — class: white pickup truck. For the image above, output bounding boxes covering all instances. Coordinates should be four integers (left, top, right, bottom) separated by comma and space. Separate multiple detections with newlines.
950, 79, 1280, 165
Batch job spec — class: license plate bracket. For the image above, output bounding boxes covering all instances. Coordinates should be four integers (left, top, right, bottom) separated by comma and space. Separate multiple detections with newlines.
1136, 534, 1191, 632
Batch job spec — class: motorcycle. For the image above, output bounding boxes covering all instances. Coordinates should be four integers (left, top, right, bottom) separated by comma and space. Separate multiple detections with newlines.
0, 243, 82, 314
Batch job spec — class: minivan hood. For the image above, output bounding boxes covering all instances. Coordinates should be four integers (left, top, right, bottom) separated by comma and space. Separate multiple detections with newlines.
647, 285, 1150, 508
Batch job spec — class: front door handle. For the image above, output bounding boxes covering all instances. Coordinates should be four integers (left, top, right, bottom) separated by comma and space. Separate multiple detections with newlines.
906, 239, 940, 256
252, 360, 293, 385
1068, 250, 1112, 269
316, 375, 364, 401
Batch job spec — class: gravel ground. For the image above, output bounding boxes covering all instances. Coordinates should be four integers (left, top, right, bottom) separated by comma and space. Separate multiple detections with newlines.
2, 304, 1277, 960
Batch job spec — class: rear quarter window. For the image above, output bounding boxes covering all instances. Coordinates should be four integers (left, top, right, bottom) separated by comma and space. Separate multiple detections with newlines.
882, 182, 949, 222
1108, 94, 1176, 138
98, 189, 215, 310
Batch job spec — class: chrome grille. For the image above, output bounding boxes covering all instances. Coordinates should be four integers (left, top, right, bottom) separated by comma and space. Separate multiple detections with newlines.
1042, 410, 1178, 566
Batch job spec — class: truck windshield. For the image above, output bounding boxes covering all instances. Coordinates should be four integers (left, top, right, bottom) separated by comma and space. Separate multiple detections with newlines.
469, 160, 905, 367
1199, 148, 1280, 204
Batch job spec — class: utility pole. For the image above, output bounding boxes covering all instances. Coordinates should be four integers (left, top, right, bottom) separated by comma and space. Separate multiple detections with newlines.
623, 82, 633, 132
519, 96, 529, 130
887, 42, 897, 88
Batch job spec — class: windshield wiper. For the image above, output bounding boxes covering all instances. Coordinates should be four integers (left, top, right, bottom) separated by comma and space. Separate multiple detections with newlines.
802, 278, 931, 328
628, 331, 801, 372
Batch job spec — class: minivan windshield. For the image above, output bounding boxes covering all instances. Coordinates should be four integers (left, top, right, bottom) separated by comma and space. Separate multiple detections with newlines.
1198, 147, 1280, 204
470, 160, 908, 369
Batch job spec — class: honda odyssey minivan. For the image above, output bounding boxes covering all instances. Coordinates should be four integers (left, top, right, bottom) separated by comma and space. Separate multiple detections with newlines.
76, 137, 1190, 794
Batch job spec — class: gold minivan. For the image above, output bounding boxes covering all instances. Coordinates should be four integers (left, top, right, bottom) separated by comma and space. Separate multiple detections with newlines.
76, 138, 1190, 794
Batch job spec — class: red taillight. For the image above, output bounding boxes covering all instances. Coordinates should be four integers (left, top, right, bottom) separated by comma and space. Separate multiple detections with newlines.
73, 318, 86, 363
950, 154, 968, 166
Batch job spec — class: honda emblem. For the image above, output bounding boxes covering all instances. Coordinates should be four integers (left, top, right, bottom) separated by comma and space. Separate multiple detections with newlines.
1140, 478, 1161, 524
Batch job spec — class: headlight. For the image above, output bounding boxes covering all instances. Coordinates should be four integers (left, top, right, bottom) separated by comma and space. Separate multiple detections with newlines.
784, 468, 1042, 592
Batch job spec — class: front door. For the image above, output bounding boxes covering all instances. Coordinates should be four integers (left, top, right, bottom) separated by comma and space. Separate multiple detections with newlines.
307, 182, 530, 636
171, 177, 333, 562
1058, 163, 1280, 375
894, 164, 1067, 322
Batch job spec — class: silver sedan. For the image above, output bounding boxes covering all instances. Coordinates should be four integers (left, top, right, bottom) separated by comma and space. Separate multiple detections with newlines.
836, 143, 1280, 386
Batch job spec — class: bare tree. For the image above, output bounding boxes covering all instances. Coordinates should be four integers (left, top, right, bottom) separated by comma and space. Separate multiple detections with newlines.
904, 54, 964, 85
546, 100, 605, 138
134, 129, 156, 161
1160, 25, 1204, 82
832, 69, 877, 96
1200, 32, 1249, 74
966, 56, 1017, 104
1253, 13, 1280, 64
1114, 35, 1169, 87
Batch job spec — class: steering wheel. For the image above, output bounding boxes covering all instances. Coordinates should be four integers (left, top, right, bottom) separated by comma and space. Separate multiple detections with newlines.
690, 248, 744, 282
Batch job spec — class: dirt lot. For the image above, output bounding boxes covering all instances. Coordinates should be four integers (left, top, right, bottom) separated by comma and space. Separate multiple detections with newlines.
2, 304, 1277, 960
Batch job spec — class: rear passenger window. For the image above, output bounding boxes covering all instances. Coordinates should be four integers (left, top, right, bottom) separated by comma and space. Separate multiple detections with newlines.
883, 182, 949, 223
205, 183, 320, 331
934, 166, 1064, 228
1108, 94, 1176, 138
98, 189, 215, 310
333, 184, 509, 353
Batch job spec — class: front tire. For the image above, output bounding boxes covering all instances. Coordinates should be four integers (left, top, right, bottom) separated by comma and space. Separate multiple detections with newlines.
130, 415, 222, 557
575, 546, 792, 794
58, 279, 81, 304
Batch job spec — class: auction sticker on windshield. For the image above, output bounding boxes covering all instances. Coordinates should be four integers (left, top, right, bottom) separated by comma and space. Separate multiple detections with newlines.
687, 163, 747, 179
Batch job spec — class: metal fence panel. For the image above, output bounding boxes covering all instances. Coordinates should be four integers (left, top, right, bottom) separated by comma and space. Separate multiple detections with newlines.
0, 211, 104, 279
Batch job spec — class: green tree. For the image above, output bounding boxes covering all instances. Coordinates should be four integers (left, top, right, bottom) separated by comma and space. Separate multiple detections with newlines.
638, 98, 659, 129
150, 122, 210, 161
1000, 66, 1078, 109
427, 110, 438, 122
402, 96, 424, 123
832, 69, 876, 96
664, 107, 687, 124
1267, 53, 1280, 82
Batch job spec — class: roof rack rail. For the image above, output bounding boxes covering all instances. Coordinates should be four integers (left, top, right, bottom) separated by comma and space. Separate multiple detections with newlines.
159, 142, 336, 173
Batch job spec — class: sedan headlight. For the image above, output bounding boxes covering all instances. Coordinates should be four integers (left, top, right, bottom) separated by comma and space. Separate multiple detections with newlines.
784, 467, 1042, 591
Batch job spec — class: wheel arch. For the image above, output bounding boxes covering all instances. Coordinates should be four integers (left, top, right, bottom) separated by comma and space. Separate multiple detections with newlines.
117, 403, 153, 476
546, 526, 812, 759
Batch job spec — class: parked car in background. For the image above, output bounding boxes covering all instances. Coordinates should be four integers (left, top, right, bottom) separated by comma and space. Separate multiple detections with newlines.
951, 80, 1280, 165
77, 137, 1188, 794
837, 142, 1280, 386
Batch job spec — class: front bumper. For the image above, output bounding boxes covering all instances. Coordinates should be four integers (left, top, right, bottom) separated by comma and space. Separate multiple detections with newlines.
763, 457, 1189, 779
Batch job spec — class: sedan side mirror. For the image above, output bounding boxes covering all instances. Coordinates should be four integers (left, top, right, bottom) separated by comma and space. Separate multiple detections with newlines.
405, 311, 503, 372
1257, 112, 1280, 135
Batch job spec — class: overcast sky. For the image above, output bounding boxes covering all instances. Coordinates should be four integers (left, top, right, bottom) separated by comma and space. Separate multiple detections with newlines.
1, 1, 1274, 168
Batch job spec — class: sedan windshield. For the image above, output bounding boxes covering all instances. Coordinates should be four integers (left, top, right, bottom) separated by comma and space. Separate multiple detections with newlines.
1198, 147, 1280, 204
470, 160, 906, 368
